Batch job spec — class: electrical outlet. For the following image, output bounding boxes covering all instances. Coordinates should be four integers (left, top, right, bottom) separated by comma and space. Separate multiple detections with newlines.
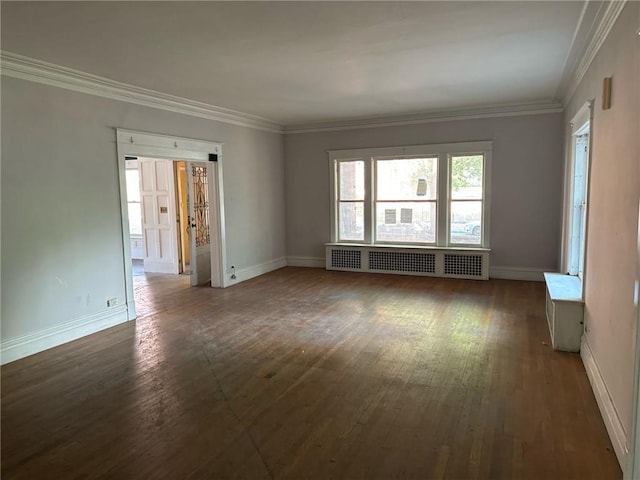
107, 298, 118, 307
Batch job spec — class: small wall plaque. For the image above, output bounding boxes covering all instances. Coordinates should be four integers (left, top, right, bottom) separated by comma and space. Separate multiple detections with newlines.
602, 77, 612, 110
160, 206, 168, 213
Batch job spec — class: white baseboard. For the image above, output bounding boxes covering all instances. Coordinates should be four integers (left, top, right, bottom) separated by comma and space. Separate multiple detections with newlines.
581, 337, 628, 469
285, 259, 549, 280
287, 257, 550, 280
489, 266, 550, 281
286, 256, 325, 268
227, 257, 287, 286
1, 306, 129, 365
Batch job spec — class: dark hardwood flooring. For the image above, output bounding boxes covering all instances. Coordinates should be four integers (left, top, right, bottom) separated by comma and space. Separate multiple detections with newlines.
1, 267, 621, 479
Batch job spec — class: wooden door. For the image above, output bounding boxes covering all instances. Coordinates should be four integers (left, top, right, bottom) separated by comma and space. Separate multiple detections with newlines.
187, 162, 212, 286
139, 158, 179, 274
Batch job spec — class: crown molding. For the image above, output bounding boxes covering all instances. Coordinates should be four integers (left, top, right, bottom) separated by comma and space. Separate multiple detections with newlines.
0, 51, 283, 134
562, 0, 628, 106
555, 0, 599, 100
283, 101, 563, 135
0, 51, 566, 137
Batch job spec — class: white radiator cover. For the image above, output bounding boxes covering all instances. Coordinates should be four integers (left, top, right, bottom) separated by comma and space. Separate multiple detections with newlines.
326, 244, 489, 280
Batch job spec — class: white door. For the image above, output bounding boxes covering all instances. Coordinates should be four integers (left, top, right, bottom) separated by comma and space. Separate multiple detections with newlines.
139, 158, 180, 274
187, 162, 212, 286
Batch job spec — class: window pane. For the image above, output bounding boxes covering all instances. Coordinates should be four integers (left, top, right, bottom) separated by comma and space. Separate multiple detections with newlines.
125, 169, 140, 202
377, 158, 437, 200
339, 202, 364, 241
128, 202, 143, 236
450, 201, 482, 244
451, 155, 483, 199
339, 161, 364, 201
375, 202, 436, 243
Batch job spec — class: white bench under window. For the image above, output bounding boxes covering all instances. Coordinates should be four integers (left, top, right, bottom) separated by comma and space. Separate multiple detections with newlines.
543, 273, 584, 352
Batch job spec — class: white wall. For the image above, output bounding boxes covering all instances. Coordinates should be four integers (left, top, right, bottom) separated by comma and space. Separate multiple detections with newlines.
284, 112, 564, 272
564, 2, 640, 466
1, 77, 286, 362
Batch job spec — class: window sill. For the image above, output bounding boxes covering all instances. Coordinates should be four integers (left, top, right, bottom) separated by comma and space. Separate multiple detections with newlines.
543, 272, 583, 302
325, 242, 491, 252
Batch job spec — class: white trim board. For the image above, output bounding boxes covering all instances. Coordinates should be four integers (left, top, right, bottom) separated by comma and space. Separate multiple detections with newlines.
284, 102, 563, 134
0, 51, 282, 134
489, 266, 549, 282
226, 257, 288, 286
581, 337, 629, 470
286, 259, 549, 280
287, 256, 325, 268
1, 306, 128, 365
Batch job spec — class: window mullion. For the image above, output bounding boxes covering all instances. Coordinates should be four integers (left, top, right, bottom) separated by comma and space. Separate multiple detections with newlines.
365, 157, 373, 244
436, 153, 448, 246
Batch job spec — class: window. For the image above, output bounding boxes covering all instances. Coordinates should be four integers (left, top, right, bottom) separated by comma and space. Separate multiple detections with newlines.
449, 155, 484, 245
569, 132, 589, 278
565, 101, 592, 284
329, 142, 491, 248
337, 160, 365, 241
125, 165, 143, 236
375, 156, 438, 244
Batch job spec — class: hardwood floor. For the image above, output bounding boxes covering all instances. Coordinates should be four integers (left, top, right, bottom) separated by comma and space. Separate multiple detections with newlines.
1, 267, 621, 479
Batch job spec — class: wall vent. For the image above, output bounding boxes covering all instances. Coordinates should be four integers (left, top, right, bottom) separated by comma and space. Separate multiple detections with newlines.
444, 254, 484, 278
330, 249, 362, 270
369, 250, 436, 274
326, 245, 489, 280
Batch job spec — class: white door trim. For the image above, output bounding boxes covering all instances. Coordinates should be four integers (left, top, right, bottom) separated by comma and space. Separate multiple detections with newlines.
625, 199, 640, 479
116, 129, 226, 320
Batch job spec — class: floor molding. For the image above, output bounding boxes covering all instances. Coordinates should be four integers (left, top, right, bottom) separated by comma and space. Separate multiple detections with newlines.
581, 337, 629, 470
1, 306, 129, 365
286, 256, 325, 268
489, 266, 549, 282
286, 260, 549, 280
229, 257, 288, 285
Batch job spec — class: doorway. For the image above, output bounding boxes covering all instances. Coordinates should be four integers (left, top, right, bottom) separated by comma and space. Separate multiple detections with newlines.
116, 129, 226, 321
176, 161, 191, 274
124, 157, 192, 278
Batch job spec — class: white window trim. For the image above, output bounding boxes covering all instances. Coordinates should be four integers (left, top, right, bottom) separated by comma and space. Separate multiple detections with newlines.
328, 141, 492, 249
124, 160, 143, 238
561, 101, 593, 297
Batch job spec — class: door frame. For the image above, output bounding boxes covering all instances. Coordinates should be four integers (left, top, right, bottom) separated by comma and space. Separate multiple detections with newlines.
116, 128, 227, 320
625, 199, 640, 479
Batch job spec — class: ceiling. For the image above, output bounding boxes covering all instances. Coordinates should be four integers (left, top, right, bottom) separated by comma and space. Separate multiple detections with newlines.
1, 1, 590, 126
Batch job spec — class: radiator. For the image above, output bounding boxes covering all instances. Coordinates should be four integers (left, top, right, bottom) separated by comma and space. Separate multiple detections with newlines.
326, 245, 489, 280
